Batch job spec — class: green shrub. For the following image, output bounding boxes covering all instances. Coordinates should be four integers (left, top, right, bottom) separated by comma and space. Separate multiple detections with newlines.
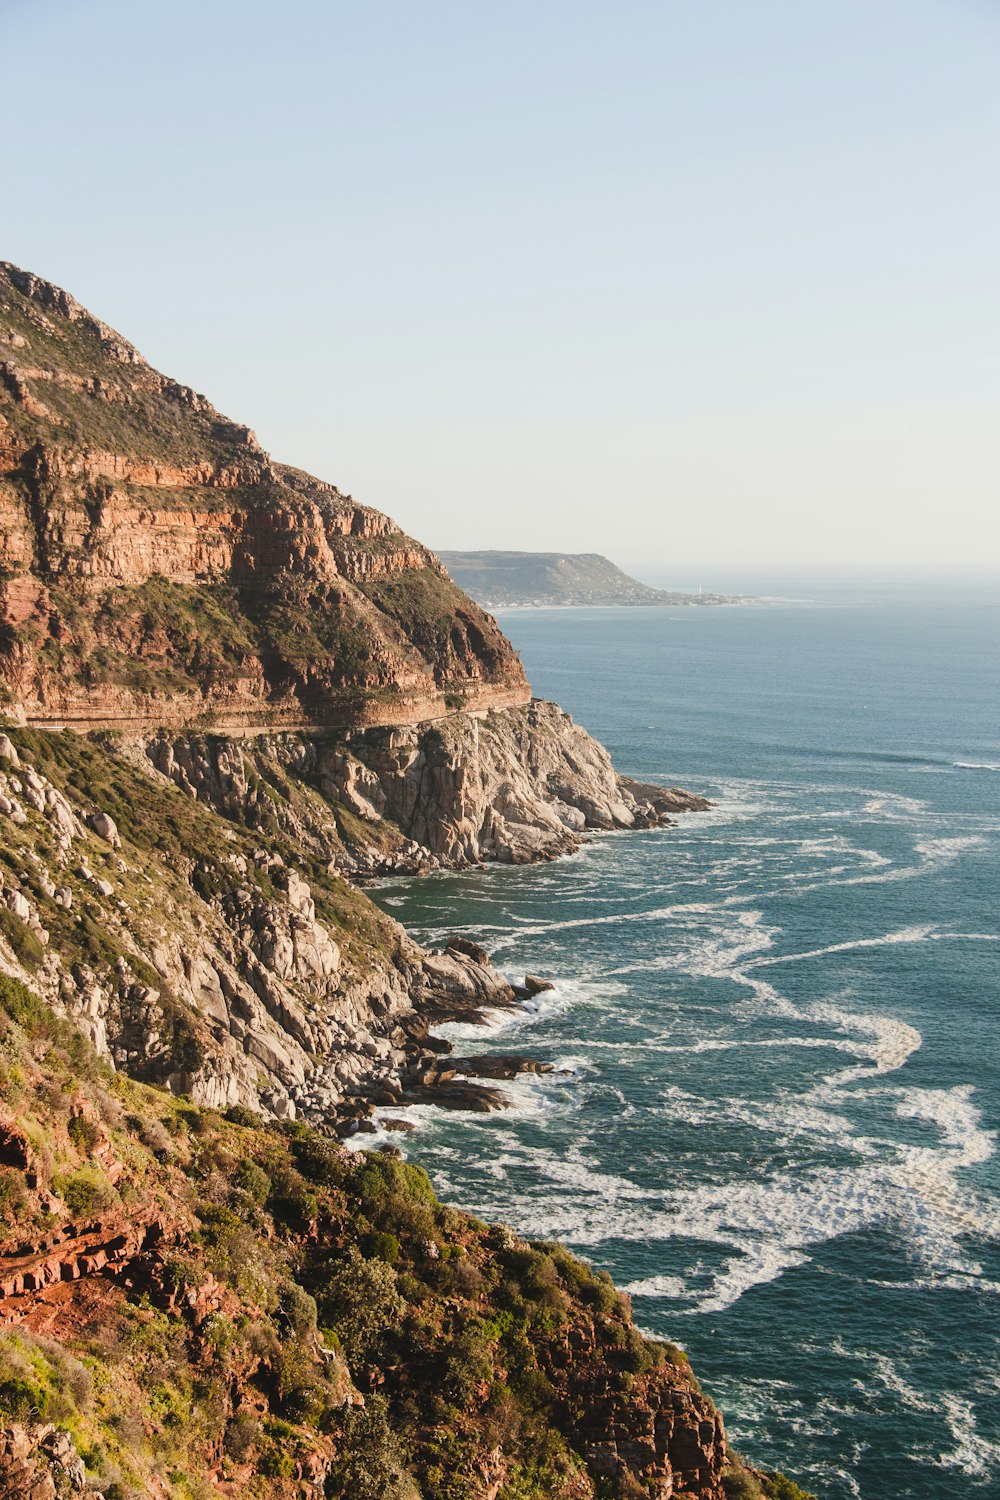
258, 1445, 295, 1478
581, 1268, 619, 1314
0, 1170, 27, 1226
0, 907, 44, 969
351, 1152, 438, 1211
611, 1324, 650, 1374
290, 1132, 346, 1187
198, 1205, 244, 1246
279, 1282, 318, 1337
723, 1470, 764, 1499
0, 1373, 50, 1422
443, 1327, 495, 1407
223, 1411, 260, 1461
365, 1231, 401, 1265
267, 1163, 320, 1234
0, 973, 53, 1035
68, 1114, 101, 1152
327, 1393, 413, 1500
54, 1163, 116, 1217
224, 1104, 263, 1128
313, 1248, 403, 1366
762, 1472, 819, 1500
0, 1333, 91, 1427
233, 1159, 271, 1205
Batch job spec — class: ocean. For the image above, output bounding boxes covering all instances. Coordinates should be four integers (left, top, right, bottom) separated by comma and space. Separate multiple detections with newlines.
368, 584, 1000, 1499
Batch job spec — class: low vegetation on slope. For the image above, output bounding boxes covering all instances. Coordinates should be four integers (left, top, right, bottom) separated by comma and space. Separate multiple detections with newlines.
0, 973, 812, 1500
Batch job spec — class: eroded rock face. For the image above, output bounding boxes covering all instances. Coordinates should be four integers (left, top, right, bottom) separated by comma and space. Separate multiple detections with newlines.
0, 262, 528, 732
0, 704, 709, 1141
336, 701, 710, 864
142, 704, 709, 881
0, 266, 709, 1136
0, 1424, 74, 1500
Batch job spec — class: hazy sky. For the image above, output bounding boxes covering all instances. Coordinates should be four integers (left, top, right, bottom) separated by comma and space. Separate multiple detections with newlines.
3, 0, 998, 582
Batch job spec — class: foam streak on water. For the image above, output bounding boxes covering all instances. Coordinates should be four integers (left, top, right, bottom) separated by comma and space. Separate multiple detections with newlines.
369, 596, 1000, 1500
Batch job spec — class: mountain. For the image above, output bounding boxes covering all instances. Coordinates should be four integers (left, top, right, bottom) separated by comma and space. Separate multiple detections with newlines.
437, 551, 741, 609
0, 264, 527, 732
0, 266, 810, 1500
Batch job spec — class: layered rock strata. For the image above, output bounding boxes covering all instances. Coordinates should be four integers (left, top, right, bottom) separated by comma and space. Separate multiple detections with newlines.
0, 262, 527, 731
0, 262, 707, 1127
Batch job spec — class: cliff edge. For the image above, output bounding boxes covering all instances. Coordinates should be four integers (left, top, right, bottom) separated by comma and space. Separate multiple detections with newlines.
0, 263, 526, 732
0, 267, 812, 1500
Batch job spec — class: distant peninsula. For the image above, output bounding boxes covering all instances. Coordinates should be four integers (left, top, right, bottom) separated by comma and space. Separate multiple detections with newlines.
438, 550, 746, 609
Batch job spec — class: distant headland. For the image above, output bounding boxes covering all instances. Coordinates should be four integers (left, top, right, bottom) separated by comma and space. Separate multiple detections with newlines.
438, 550, 749, 609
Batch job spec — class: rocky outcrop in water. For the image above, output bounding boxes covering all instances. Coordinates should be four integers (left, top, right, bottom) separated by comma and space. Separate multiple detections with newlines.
144, 704, 709, 876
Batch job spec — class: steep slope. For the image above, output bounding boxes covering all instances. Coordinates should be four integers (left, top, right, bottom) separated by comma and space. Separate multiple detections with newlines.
0, 268, 820, 1500
0, 269, 710, 1128
437, 551, 740, 609
0, 974, 818, 1500
0, 264, 527, 731
0, 716, 705, 1126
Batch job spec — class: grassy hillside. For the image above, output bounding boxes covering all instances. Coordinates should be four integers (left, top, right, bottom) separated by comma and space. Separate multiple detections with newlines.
0, 972, 811, 1500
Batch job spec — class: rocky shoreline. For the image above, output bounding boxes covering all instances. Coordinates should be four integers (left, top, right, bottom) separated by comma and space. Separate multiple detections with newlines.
0, 717, 707, 1135
0, 262, 820, 1500
346, 956, 559, 1132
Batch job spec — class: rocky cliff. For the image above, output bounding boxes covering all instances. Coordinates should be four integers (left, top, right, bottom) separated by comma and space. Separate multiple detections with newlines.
0, 715, 706, 1129
0, 263, 526, 732
0, 266, 812, 1500
0, 262, 709, 1128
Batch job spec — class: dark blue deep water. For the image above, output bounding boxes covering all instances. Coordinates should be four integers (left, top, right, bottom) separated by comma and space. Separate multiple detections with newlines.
369, 588, 1000, 1499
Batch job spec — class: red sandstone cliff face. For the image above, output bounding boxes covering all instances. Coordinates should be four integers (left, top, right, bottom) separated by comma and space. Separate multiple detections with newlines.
0, 263, 528, 731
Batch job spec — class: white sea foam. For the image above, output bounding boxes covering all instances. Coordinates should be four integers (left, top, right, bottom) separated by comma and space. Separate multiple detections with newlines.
484, 899, 719, 953
622, 1273, 692, 1299
936, 1393, 1000, 1479
470, 828, 982, 961
862, 791, 929, 818
433, 1070, 1000, 1317
894, 1084, 997, 1167
870, 1272, 1000, 1295
747, 925, 937, 969
751, 832, 985, 903
955, 761, 1000, 772
807, 1002, 923, 1078
865, 1352, 1000, 1479
654, 1034, 860, 1060
659, 1085, 866, 1148
431, 971, 621, 1049
355, 1067, 573, 1147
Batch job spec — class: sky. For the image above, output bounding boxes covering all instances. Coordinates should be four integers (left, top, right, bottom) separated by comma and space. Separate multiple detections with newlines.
2, 0, 998, 584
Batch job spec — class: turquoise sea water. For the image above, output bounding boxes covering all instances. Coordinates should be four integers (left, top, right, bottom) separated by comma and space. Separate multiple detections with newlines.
369, 587, 1000, 1499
